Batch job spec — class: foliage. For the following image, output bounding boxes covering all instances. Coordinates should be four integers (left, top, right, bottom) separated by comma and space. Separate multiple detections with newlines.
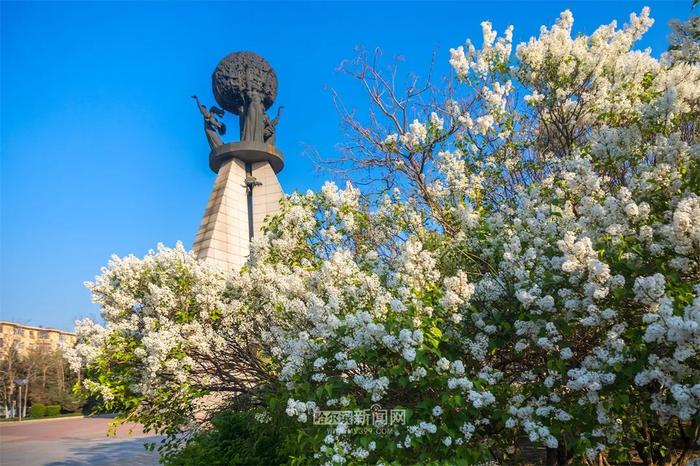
1, 342, 83, 417
162, 406, 300, 466
66, 245, 274, 455
45, 405, 61, 416
71, 7, 700, 466
29, 403, 46, 418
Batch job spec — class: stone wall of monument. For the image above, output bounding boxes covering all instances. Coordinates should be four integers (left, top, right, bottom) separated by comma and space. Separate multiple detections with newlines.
192, 159, 250, 271
252, 161, 283, 236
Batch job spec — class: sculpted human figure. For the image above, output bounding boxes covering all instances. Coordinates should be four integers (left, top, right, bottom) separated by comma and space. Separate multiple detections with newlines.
240, 91, 265, 143
263, 106, 283, 145
192, 95, 226, 150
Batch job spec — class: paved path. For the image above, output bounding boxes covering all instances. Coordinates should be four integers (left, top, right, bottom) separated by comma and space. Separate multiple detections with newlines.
0, 416, 162, 466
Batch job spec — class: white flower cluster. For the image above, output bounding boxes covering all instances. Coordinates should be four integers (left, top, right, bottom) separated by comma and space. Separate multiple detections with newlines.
399, 119, 428, 148
75, 7, 700, 464
286, 398, 318, 423
68, 243, 231, 405
636, 288, 700, 422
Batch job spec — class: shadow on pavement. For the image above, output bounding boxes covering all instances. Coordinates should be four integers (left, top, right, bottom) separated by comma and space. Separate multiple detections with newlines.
43, 437, 161, 466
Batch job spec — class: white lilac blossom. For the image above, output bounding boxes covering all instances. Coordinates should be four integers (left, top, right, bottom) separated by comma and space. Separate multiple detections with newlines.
633, 274, 666, 305
73, 8, 700, 465
400, 120, 428, 148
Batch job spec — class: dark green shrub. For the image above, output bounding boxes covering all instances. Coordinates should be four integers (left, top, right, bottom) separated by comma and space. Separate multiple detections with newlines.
163, 409, 301, 465
29, 403, 46, 417
45, 405, 61, 416
59, 393, 83, 412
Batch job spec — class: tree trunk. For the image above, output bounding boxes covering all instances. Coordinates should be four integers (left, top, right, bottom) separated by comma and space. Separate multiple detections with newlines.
22, 383, 29, 418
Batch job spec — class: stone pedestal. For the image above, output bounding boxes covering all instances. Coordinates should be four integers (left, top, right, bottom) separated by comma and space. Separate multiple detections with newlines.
193, 143, 284, 271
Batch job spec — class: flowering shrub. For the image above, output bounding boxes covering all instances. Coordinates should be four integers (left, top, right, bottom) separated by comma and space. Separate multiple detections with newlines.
70, 7, 699, 465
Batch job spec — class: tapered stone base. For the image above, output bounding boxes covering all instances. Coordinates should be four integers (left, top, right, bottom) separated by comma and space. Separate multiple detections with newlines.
193, 145, 283, 271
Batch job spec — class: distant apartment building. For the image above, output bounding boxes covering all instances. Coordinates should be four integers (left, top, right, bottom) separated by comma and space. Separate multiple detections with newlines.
0, 321, 75, 355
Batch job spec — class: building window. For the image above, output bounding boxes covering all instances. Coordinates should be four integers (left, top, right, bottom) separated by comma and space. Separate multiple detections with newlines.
13, 328, 24, 336
13, 341, 23, 350
29, 331, 35, 338
38, 331, 49, 339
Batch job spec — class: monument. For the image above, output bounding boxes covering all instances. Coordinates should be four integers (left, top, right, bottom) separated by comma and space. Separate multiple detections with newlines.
192, 52, 285, 270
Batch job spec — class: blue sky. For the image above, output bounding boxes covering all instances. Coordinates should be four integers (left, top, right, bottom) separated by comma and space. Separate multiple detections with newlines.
1, 1, 693, 330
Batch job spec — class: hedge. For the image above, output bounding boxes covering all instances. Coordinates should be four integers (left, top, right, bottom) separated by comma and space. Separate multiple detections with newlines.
29, 403, 46, 417
45, 405, 61, 416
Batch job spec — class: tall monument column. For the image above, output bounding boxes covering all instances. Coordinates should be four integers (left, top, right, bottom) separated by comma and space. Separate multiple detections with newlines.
192, 52, 285, 271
